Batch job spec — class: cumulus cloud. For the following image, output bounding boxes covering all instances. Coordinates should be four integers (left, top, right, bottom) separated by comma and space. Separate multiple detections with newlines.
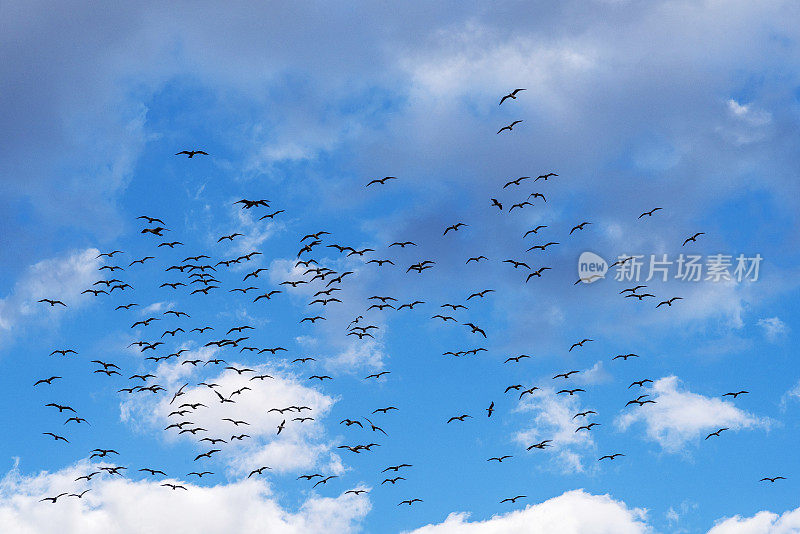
707, 507, 800, 534
514, 388, 597, 473
616, 376, 769, 452
0, 460, 370, 534
120, 356, 339, 475
404, 489, 651, 534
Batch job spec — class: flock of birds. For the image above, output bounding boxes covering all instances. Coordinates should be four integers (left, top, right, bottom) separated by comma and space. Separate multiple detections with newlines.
30, 89, 786, 511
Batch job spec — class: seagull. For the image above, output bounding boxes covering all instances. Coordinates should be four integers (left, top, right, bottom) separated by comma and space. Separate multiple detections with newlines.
497, 120, 523, 134
682, 232, 705, 246
499, 88, 526, 105
175, 150, 208, 158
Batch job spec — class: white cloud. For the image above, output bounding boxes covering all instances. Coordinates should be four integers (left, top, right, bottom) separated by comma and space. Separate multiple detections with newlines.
573, 361, 612, 386
325, 338, 386, 373
616, 376, 769, 452
0, 248, 103, 345
140, 301, 174, 315
0, 460, 370, 534
120, 358, 338, 475
708, 507, 800, 534
718, 98, 773, 146
780, 381, 800, 410
757, 317, 788, 342
514, 388, 597, 474
403, 489, 651, 534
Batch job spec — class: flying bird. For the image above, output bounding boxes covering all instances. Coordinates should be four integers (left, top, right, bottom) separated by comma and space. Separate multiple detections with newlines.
638, 207, 662, 219
499, 88, 526, 105
682, 232, 705, 246
175, 150, 208, 158
366, 176, 397, 187
497, 120, 523, 134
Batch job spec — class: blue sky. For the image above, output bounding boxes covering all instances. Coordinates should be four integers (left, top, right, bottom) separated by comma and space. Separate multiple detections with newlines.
2, 2, 800, 533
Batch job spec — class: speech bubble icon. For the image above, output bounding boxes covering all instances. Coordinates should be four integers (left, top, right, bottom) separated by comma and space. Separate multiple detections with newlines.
577, 251, 608, 284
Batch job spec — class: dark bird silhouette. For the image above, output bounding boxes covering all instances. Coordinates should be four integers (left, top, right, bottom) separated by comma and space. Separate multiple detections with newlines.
497, 120, 523, 134
503, 259, 530, 270
313, 475, 338, 488
569, 222, 592, 235
526, 241, 559, 252
638, 207, 662, 219
42, 432, 69, 442
175, 150, 208, 158
527, 440, 552, 450
341, 419, 364, 428
467, 289, 494, 300
248, 466, 271, 478
682, 232, 705, 246
569, 339, 593, 352
499, 88, 526, 105
722, 390, 749, 398
259, 210, 285, 220
509, 201, 532, 211
523, 225, 548, 237
366, 176, 397, 187
553, 370, 580, 380
382, 464, 412, 472
139, 468, 168, 477
463, 322, 487, 337
194, 450, 221, 461
500, 495, 526, 503
443, 222, 468, 235
34, 376, 62, 386
503, 176, 530, 189
38, 298, 66, 307
141, 227, 168, 236
705, 428, 729, 440
599, 454, 625, 461
447, 414, 471, 423
656, 297, 683, 308
50, 349, 77, 356
466, 256, 488, 263
45, 403, 76, 413
526, 267, 551, 282
40, 493, 68, 503
217, 233, 243, 243
365, 371, 391, 380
